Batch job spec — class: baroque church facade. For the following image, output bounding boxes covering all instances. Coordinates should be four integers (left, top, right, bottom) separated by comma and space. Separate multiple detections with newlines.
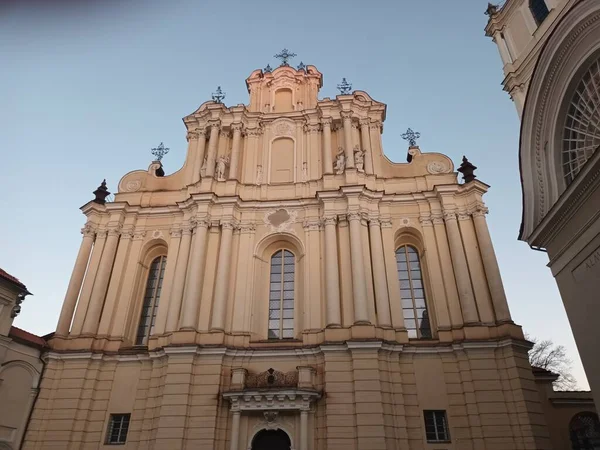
24, 59, 552, 449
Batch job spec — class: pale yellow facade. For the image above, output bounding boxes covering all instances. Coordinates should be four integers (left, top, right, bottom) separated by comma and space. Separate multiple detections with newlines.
25, 63, 554, 449
0, 271, 43, 450
487, 0, 600, 412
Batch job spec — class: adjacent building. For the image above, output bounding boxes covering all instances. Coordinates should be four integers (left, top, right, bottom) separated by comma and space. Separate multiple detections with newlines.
24, 58, 555, 449
0, 269, 45, 450
486, 0, 600, 412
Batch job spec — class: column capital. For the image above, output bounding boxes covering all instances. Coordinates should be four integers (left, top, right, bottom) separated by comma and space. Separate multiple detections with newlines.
431, 213, 444, 225
238, 222, 256, 233
96, 229, 108, 239
120, 229, 135, 240
419, 214, 433, 227
231, 122, 244, 133
340, 110, 353, 120
359, 118, 370, 127
208, 119, 221, 129
443, 211, 458, 222
221, 221, 235, 230
219, 130, 230, 139
191, 217, 210, 230
457, 211, 471, 221
195, 127, 207, 137
368, 218, 381, 227
321, 117, 333, 127
380, 219, 393, 228
472, 206, 489, 217
186, 131, 199, 142
132, 230, 146, 241
323, 216, 337, 226
169, 227, 182, 238
107, 223, 123, 237
81, 223, 96, 238
347, 212, 361, 222
369, 120, 382, 130
181, 222, 195, 235
303, 219, 321, 231
246, 126, 263, 136
304, 123, 321, 134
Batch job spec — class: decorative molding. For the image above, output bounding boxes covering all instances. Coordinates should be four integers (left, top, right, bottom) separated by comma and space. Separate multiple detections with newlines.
431, 213, 444, 225
195, 127, 207, 137
272, 119, 295, 138
304, 123, 320, 134
380, 219, 393, 228
340, 111, 353, 120
457, 211, 471, 221
263, 208, 298, 233
398, 217, 411, 228
347, 212, 361, 222
247, 127, 264, 137
169, 227, 182, 238
369, 120, 382, 130
151, 229, 165, 240
207, 120, 221, 129
125, 179, 141, 192
443, 211, 457, 222
231, 122, 244, 133
221, 221, 235, 230
107, 224, 123, 237
359, 118, 370, 127
238, 222, 256, 233
321, 117, 333, 127
302, 219, 321, 231
96, 229, 108, 239
419, 215, 433, 226
323, 216, 337, 226
471, 206, 489, 218
223, 389, 320, 413
186, 131, 199, 142
426, 161, 450, 174
120, 229, 134, 240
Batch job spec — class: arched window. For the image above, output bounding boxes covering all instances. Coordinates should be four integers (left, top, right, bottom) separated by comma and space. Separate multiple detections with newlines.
395, 245, 431, 339
135, 255, 167, 345
562, 56, 600, 185
530, 0, 549, 25
570, 412, 600, 450
268, 249, 295, 339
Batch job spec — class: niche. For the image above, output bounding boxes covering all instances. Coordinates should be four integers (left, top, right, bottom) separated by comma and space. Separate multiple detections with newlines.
270, 138, 294, 184
273, 88, 293, 112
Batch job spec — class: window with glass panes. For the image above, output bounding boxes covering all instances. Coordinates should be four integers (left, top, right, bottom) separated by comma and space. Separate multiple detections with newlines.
268, 249, 295, 339
135, 256, 167, 345
105, 413, 131, 445
529, 0, 549, 25
424, 410, 450, 442
395, 245, 431, 339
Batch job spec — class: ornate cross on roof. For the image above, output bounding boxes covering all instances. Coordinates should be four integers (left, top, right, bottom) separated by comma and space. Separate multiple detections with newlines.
274, 48, 297, 66
212, 86, 226, 103
337, 78, 352, 95
151, 142, 170, 161
401, 128, 421, 147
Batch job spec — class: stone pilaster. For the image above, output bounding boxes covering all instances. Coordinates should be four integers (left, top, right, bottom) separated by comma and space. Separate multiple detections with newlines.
180, 219, 210, 329
166, 222, 193, 332
211, 221, 235, 331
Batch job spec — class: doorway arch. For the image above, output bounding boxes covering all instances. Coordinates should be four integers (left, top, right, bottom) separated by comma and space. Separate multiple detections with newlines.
251, 429, 291, 450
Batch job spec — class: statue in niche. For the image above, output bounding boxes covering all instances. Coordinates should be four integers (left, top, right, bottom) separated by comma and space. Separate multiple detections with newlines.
354, 145, 365, 173
256, 165, 263, 186
200, 156, 207, 178
302, 162, 308, 182
215, 155, 229, 181
334, 147, 346, 174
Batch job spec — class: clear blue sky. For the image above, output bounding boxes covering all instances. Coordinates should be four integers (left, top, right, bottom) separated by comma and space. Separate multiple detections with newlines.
0, 0, 588, 388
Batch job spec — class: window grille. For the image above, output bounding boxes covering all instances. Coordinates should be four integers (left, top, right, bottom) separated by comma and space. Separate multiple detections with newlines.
395, 245, 431, 339
563, 56, 600, 185
424, 410, 450, 443
135, 255, 167, 345
106, 413, 131, 445
268, 249, 295, 339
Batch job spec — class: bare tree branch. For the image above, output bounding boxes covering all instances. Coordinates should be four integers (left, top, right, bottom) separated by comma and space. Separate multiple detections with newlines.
526, 333, 578, 391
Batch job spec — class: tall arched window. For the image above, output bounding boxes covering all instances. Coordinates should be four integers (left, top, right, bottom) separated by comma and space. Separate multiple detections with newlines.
396, 245, 431, 339
569, 412, 600, 450
268, 249, 295, 339
530, 0, 549, 25
135, 255, 167, 345
562, 56, 600, 185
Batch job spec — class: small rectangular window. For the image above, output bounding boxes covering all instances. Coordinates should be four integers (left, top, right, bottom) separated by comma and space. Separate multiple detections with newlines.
106, 413, 131, 445
424, 410, 450, 442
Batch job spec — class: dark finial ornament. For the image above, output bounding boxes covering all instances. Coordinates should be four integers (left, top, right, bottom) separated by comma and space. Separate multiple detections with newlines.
264, 64, 273, 73
485, 3, 498, 16
151, 142, 170, 161
401, 128, 421, 147
211, 86, 226, 104
337, 78, 352, 95
93, 179, 110, 205
458, 156, 477, 183
274, 48, 297, 67
297, 61, 306, 71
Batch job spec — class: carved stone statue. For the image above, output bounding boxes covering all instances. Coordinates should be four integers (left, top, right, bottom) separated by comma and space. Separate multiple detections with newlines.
256, 165, 263, 186
354, 145, 365, 173
334, 147, 346, 175
200, 156, 207, 178
216, 155, 229, 181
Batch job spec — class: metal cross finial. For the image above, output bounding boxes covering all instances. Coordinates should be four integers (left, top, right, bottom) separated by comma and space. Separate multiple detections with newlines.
337, 78, 352, 95
401, 128, 421, 147
151, 142, 170, 161
274, 48, 297, 66
212, 86, 226, 104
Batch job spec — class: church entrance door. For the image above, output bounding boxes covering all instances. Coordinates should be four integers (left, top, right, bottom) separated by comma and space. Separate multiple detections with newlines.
251, 429, 291, 450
